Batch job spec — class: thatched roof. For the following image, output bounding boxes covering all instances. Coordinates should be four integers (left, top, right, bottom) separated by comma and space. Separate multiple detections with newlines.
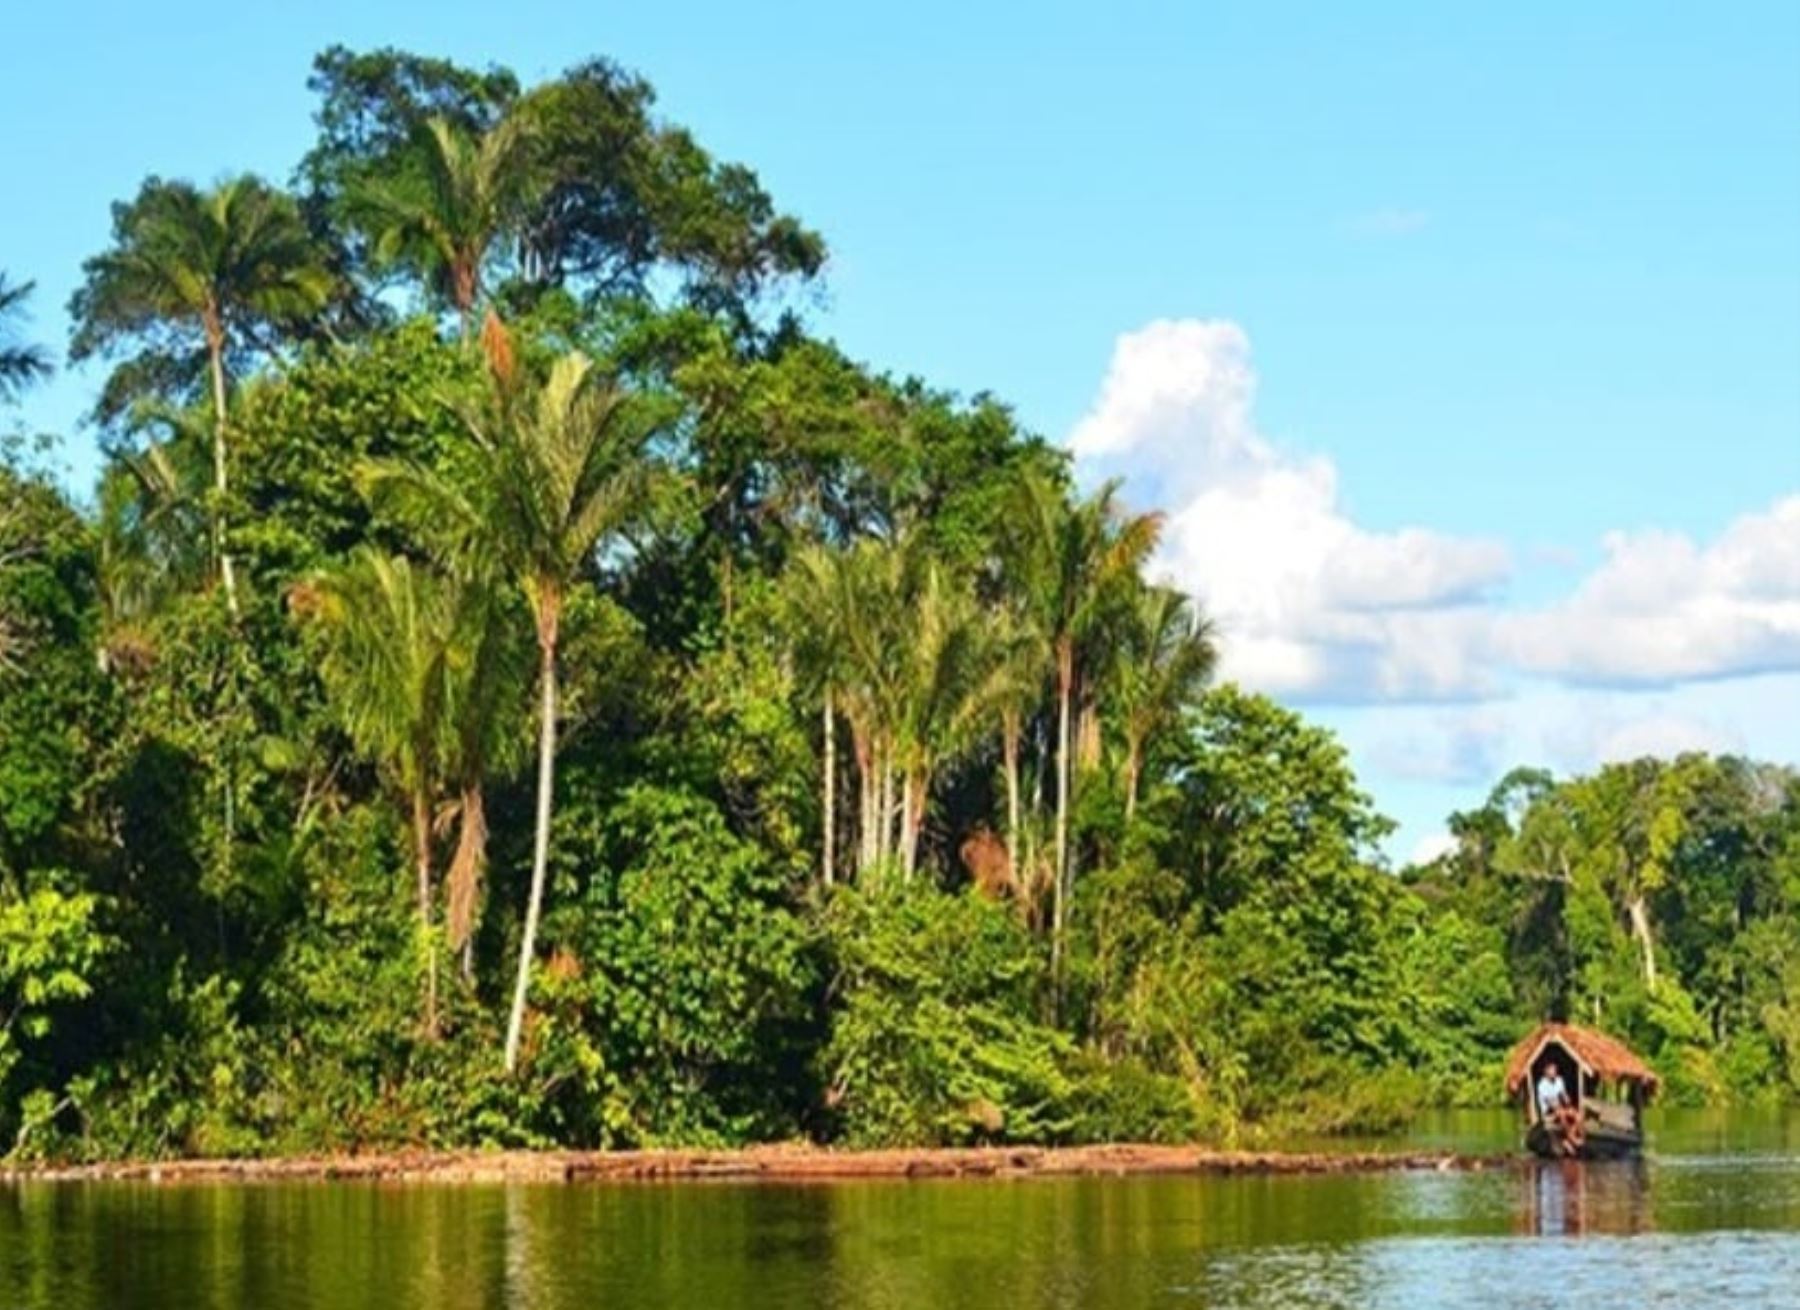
1504, 1023, 1660, 1096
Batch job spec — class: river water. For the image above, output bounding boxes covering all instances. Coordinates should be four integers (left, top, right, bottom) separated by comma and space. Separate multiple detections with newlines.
1, 1110, 1796, 1308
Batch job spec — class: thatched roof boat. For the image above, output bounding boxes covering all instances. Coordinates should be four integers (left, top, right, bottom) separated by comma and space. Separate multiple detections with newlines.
1506, 1023, 1658, 1160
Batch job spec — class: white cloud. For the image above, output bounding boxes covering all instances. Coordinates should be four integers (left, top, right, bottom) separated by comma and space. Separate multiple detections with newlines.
1367, 709, 1509, 785
1069, 318, 1510, 702
1543, 704, 1742, 773
1408, 831, 1459, 867
1501, 497, 1800, 685
1066, 318, 1800, 709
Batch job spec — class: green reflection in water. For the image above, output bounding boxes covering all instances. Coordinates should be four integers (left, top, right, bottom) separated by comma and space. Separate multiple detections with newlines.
2, 1111, 1798, 1309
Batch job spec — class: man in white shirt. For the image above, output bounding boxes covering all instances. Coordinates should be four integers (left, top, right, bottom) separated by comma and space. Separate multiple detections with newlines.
1536, 1063, 1570, 1118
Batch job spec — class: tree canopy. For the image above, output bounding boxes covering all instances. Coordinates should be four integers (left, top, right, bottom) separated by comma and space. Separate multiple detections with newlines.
0, 44, 1794, 1162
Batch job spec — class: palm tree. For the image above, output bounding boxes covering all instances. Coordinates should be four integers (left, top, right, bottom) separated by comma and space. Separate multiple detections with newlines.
0, 275, 51, 399
297, 551, 463, 1036
441, 580, 527, 981
352, 115, 536, 333
368, 322, 650, 1072
1111, 585, 1217, 821
892, 559, 996, 879
978, 599, 1049, 885
70, 177, 335, 616
1007, 474, 1163, 981
92, 427, 209, 673
785, 545, 855, 886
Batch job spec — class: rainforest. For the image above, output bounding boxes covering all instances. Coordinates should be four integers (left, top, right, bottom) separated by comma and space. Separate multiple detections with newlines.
1, 47, 1797, 1163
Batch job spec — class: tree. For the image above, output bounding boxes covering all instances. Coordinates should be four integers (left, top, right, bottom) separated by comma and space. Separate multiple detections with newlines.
70, 177, 336, 615
296, 551, 462, 1035
976, 598, 1048, 892
304, 48, 824, 323
0, 275, 52, 399
368, 323, 653, 1072
1005, 475, 1162, 979
350, 115, 536, 332
891, 559, 996, 879
1110, 585, 1216, 821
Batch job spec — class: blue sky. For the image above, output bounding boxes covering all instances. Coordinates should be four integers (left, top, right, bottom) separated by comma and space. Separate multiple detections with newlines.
4, 1, 1798, 857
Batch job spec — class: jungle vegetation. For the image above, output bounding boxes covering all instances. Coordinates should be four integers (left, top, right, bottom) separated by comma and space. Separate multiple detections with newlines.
1, 47, 1796, 1160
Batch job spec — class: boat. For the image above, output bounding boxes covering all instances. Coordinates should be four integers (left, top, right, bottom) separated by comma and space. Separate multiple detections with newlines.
1504, 1023, 1659, 1160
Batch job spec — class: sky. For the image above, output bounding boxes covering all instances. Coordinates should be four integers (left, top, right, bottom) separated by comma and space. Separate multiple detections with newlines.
3, 1, 1798, 860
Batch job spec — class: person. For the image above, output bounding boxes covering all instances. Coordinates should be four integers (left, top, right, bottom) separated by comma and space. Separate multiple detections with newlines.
1536, 1062, 1570, 1118
1535, 1060, 1585, 1155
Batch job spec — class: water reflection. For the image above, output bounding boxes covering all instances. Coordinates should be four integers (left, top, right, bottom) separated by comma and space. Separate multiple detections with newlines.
1515, 1159, 1652, 1237
1, 1112, 1798, 1308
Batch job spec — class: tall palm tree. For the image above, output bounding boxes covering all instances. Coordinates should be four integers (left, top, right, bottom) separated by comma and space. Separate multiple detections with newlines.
785, 544, 855, 886
892, 559, 996, 879
0, 275, 52, 399
978, 599, 1049, 884
368, 322, 651, 1072
1007, 475, 1163, 980
296, 550, 462, 1036
788, 535, 914, 878
353, 115, 536, 333
1111, 585, 1217, 821
441, 579, 527, 981
70, 176, 335, 616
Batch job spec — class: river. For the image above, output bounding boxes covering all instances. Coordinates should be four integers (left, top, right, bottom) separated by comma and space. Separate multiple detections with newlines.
1, 1110, 1796, 1307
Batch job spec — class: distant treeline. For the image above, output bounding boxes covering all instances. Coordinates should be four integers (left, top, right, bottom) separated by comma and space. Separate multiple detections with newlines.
0, 46, 1795, 1161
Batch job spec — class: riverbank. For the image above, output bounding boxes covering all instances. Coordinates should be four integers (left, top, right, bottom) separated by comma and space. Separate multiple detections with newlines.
0, 1142, 1513, 1185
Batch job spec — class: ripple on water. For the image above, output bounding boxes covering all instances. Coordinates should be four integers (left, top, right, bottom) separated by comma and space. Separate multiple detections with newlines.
1193, 1232, 1800, 1309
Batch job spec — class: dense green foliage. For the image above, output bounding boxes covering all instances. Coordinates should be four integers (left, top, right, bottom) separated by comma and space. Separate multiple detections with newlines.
2, 47, 1796, 1160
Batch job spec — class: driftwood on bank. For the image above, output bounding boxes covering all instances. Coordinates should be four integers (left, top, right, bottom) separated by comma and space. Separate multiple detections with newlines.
0, 1142, 1511, 1185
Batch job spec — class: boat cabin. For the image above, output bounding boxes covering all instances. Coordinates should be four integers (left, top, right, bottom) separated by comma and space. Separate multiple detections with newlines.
1504, 1023, 1659, 1159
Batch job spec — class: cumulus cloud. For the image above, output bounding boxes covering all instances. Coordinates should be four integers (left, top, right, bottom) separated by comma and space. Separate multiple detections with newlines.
1066, 318, 1800, 709
1408, 832, 1459, 867
1500, 498, 1800, 685
1366, 709, 1510, 785
1543, 704, 1743, 774
1069, 319, 1510, 702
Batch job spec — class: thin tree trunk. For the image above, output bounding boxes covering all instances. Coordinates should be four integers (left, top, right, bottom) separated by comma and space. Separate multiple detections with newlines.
822, 687, 836, 887
205, 326, 239, 620
1052, 643, 1073, 983
851, 723, 874, 876
877, 743, 894, 867
413, 788, 438, 1039
1124, 736, 1143, 823
504, 601, 560, 1074
1002, 711, 1022, 881
900, 772, 916, 880
901, 768, 929, 881
1627, 895, 1659, 993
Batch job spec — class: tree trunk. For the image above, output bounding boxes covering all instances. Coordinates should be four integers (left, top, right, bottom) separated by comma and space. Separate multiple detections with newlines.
856, 738, 874, 875
1124, 736, 1143, 823
1052, 642, 1073, 983
900, 771, 917, 880
822, 687, 836, 887
1627, 894, 1659, 993
204, 319, 239, 620
412, 788, 438, 1040
878, 744, 894, 868
454, 260, 477, 339
1002, 711, 1022, 881
446, 782, 488, 976
504, 598, 561, 1074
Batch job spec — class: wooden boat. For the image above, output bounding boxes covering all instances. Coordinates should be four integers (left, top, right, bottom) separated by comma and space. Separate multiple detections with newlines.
1504, 1023, 1658, 1160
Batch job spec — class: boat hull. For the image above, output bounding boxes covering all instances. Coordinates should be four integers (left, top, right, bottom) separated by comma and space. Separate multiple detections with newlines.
1525, 1120, 1642, 1161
